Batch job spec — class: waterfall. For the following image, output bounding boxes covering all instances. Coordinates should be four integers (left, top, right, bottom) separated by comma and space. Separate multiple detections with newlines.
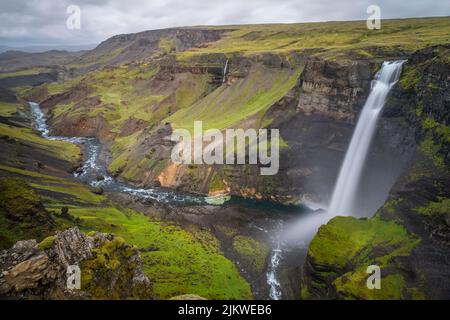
281, 60, 405, 246
222, 59, 229, 84
267, 246, 283, 300
266, 221, 284, 300
328, 60, 405, 216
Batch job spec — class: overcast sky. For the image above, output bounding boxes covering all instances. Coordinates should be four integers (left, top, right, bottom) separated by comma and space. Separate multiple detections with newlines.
1, 0, 449, 47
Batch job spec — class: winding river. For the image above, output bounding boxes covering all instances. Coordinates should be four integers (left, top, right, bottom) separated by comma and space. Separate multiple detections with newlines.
29, 101, 302, 299
30, 101, 210, 205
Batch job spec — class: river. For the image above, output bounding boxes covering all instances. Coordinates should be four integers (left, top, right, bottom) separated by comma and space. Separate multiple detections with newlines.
29, 101, 310, 299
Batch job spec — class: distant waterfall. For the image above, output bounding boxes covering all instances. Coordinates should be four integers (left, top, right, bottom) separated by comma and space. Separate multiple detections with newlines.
328, 60, 405, 216
222, 59, 229, 84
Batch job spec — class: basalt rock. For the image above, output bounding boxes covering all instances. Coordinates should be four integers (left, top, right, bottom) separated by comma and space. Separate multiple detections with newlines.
300, 45, 450, 300
0, 227, 153, 299
296, 59, 373, 121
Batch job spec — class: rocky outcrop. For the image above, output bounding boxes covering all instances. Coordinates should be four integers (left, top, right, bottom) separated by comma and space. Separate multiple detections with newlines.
114, 56, 381, 205
300, 45, 450, 300
34, 51, 411, 207
0, 227, 153, 299
132, 55, 412, 207
17, 26, 440, 209
296, 59, 373, 121
76, 28, 227, 67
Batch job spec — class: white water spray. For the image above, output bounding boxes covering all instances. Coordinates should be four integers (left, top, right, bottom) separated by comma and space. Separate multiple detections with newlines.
266, 221, 284, 300
328, 60, 405, 217
281, 60, 405, 245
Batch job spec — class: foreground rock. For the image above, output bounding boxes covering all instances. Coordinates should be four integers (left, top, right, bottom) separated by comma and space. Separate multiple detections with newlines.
0, 227, 153, 299
300, 45, 450, 300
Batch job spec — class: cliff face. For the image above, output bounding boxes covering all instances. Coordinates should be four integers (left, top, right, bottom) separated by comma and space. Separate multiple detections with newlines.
0, 227, 153, 299
1, 19, 449, 300
296, 59, 373, 121
301, 45, 450, 300
20, 20, 448, 206
27, 51, 411, 207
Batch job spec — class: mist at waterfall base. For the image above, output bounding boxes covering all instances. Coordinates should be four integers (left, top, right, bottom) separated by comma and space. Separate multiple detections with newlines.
281, 60, 406, 245
28, 61, 405, 299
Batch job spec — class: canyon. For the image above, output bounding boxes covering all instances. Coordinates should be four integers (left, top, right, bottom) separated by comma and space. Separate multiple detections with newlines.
0, 17, 449, 299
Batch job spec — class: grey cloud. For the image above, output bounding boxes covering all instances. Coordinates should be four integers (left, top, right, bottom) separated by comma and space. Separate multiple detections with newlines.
0, 0, 448, 47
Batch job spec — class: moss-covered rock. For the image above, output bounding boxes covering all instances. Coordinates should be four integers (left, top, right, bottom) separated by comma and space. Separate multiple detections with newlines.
301, 44, 450, 300
232, 235, 269, 274
0, 227, 153, 300
37, 235, 56, 251
303, 215, 421, 299
0, 178, 56, 249
81, 234, 153, 299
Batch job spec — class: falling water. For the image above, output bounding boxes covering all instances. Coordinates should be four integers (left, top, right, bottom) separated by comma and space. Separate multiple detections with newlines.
281, 60, 405, 247
222, 59, 229, 84
328, 60, 405, 217
267, 245, 283, 300
266, 221, 284, 300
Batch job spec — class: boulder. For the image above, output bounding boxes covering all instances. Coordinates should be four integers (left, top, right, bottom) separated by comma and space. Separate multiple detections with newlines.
0, 227, 153, 299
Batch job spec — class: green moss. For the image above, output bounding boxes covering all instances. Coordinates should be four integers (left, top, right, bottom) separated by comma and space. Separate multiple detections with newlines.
159, 37, 176, 53
422, 117, 450, 138
0, 102, 24, 117
69, 207, 252, 300
0, 164, 106, 205
0, 123, 81, 165
169, 294, 207, 300
107, 131, 141, 175
309, 215, 418, 268
0, 67, 52, 79
0, 177, 40, 214
38, 235, 56, 250
30, 182, 106, 204
408, 288, 426, 300
168, 65, 302, 132
419, 136, 446, 171
416, 197, 450, 218
399, 66, 420, 91
307, 215, 421, 299
383, 198, 403, 215
232, 235, 269, 273
175, 75, 211, 110
81, 235, 151, 299
300, 286, 310, 300
0, 178, 56, 249
334, 272, 407, 299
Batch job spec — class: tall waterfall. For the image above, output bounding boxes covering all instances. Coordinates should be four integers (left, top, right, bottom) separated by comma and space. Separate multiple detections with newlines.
281, 60, 405, 245
328, 60, 405, 216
